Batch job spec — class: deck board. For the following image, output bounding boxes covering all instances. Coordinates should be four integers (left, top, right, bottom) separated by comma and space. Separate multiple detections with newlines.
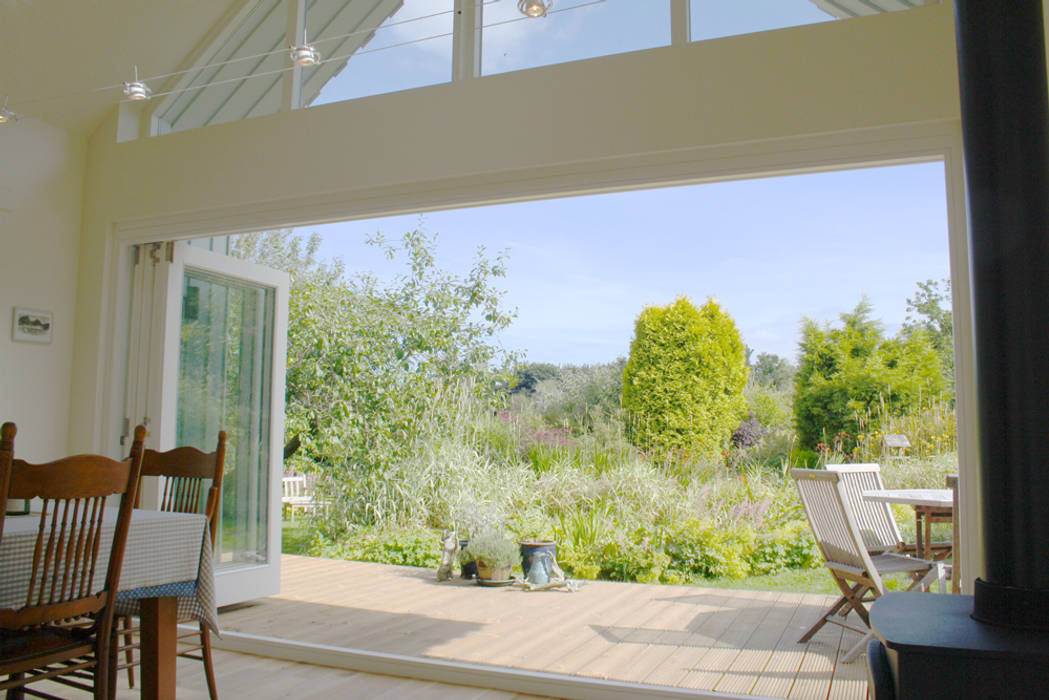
30, 648, 554, 699
214, 555, 874, 698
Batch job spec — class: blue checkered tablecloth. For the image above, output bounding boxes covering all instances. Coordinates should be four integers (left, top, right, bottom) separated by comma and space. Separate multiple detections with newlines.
0, 508, 218, 633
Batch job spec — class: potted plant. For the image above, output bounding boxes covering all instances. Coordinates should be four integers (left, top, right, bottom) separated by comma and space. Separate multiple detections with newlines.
463, 530, 518, 583
451, 504, 503, 580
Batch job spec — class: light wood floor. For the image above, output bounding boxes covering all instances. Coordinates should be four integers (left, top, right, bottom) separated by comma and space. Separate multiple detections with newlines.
32, 649, 551, 699
213, 556, 869, 700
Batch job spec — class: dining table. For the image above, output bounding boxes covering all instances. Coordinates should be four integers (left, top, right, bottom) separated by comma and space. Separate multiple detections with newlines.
0, 508, 218, 699
862, 487, 954, 562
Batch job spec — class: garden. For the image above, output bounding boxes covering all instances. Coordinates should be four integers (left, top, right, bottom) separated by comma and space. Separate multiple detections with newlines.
242, 229, 957, 593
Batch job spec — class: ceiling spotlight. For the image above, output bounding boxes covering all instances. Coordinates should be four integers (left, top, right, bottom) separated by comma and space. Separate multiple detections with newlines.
0, 97, 17, 125
290, 44, 321, 66
123, 65, 151, 101
290, 27, 321, 67
518, 0, 552, 17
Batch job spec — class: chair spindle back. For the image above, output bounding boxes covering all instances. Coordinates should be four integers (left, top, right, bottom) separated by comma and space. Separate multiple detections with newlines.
138, 432, 226, 546
0, 423, 145, 629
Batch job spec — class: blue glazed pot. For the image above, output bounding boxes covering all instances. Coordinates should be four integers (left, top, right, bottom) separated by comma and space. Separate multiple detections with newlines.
519, 540, 557, 578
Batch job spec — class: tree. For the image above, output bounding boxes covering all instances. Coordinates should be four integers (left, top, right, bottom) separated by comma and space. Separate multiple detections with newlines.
232, 229, 516, 530
750, 352, 796, 391
510, 362, 560, 395
903, 278, 953, 382
621, 297, 749, 458
794, 297, 946, 452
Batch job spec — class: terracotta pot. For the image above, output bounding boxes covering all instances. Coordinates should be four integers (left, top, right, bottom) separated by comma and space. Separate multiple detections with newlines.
475, 563, 512, 581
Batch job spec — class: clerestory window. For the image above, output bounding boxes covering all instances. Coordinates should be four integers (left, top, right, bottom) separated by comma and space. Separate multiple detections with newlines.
148, 0, 937, 135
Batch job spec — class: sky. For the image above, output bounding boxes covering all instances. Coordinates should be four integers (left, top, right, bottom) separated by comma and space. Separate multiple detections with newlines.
303, 163, 950, 366
295, 1, 950, 367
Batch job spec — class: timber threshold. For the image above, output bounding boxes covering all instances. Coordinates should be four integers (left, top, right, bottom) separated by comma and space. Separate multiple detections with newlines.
212, 555, 866, 699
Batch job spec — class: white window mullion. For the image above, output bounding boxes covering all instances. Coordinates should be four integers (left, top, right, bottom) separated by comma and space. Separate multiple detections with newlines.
453, 0, 482, 81
671, 0, 690, 45
282, 0, 307, 110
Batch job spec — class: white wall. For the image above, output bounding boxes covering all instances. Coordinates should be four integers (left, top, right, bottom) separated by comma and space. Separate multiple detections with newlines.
0, 117, 86, 459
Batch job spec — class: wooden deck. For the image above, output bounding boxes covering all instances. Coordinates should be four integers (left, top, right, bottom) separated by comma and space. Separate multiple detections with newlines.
33, 648, 550, 699
215, 555, 868, 699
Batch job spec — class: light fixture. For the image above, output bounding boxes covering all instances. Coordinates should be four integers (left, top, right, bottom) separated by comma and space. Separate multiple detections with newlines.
290, 26, 321, 67
123, 65, 151, 101
518, 0, 552, 17
0, 96, 17, 125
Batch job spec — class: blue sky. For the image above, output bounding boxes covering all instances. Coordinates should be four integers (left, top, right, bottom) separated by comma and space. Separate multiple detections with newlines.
304, 162, 950, 366
299, 2, 950, 366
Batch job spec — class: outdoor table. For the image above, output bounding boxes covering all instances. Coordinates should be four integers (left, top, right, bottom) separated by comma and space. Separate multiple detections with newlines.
863, 488, 954, 562
0, 508, 218, 700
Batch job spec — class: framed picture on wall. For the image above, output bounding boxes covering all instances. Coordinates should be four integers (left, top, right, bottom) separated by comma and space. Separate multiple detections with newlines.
12, 307, 52, 343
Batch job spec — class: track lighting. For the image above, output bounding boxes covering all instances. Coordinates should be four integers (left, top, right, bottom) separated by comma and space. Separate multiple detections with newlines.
123, 65, 151, 101
290, 27, 321, 66
518, 0, 553, 17
0, 97, 17, 124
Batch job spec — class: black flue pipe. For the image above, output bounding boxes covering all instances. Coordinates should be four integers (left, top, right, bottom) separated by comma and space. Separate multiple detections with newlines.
955, 0, 1049, 628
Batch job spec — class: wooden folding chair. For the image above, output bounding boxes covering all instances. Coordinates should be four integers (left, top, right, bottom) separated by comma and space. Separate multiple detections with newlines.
0, 422, 145, 699
113, 432, 226, 700
826, 463, 952, 562
791, 468, 943, 662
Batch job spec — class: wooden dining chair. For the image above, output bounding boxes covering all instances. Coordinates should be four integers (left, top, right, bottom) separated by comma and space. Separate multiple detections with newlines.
791, 468, 943, 662
0, 421, 145, 699
114, 431, 226, 700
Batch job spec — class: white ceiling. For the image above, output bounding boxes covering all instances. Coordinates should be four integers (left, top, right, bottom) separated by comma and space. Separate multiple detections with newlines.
0, 0, 246, 135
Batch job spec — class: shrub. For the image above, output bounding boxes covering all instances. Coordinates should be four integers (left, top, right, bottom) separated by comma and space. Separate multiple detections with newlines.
665, 519, 755, 580
309, 527, 442, 568
750, 521, 820, 575
622, 297, 749, 459
732, 415, 768, 449
794, 298, 946, 452
599, 538, 670, 584
745, 382, 793, 432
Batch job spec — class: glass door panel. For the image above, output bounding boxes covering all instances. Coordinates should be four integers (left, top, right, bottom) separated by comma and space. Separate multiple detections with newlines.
177, 268, 275, 569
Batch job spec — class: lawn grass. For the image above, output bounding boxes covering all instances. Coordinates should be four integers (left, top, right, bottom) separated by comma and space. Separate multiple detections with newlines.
282, 519, 313, 555
702, 567, 837, 594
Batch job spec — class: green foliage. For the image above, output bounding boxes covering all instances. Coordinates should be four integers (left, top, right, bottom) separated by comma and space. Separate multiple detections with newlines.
309, 527, 443, 568
463, 530, 519, 567
232, 229, 516, 535
750, 520, 821, 575
526, 359, 626, 432
750, 353, 796, 391
256, 240, 952, 590
510, 362, 560, 395
622, 297, 749, 458
599, 538, 670, 584
794, 297, 947, 452
666, 519, 755, 579
903, 278, 953, 383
